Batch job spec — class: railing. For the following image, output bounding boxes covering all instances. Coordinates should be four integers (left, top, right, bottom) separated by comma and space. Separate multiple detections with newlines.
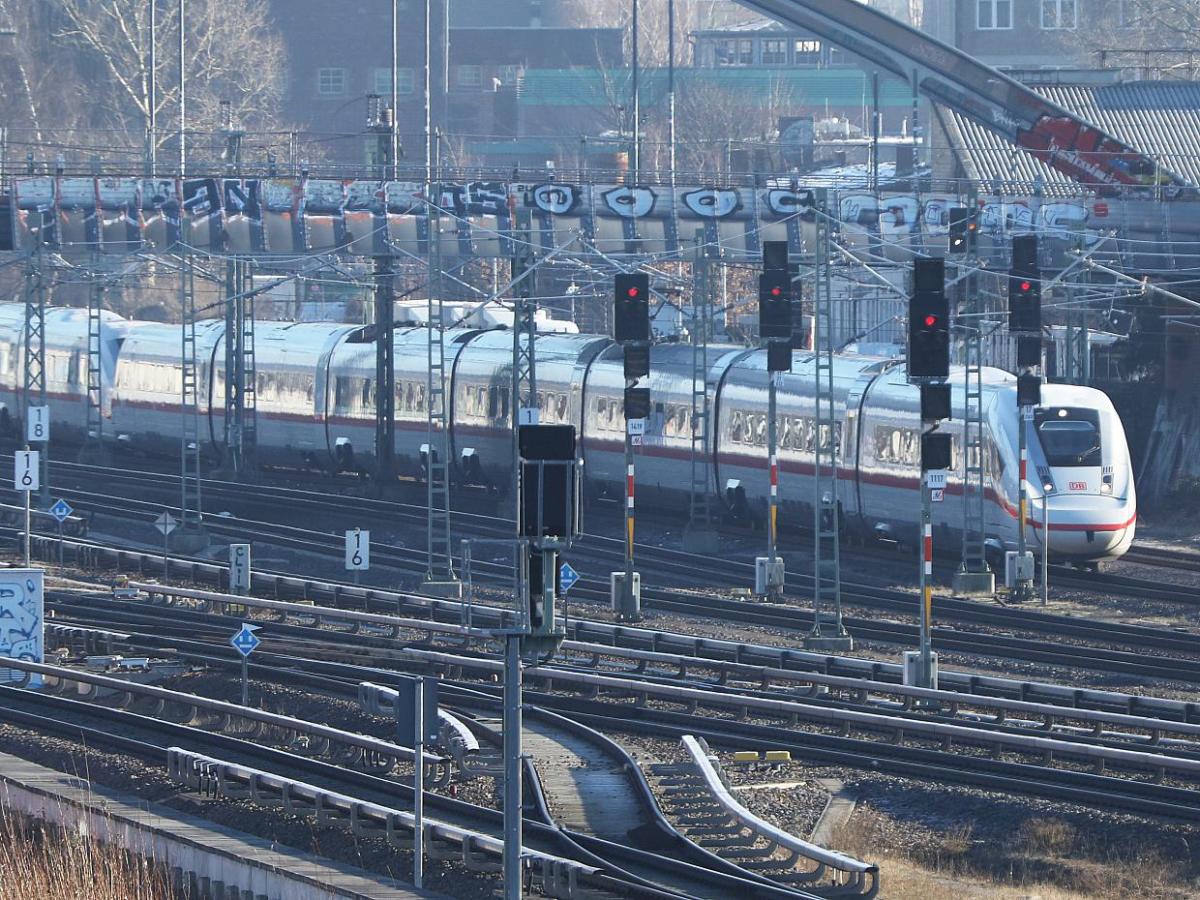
167, 748, 599, 899
680, 735, 879, 897
2, 658, 446, 775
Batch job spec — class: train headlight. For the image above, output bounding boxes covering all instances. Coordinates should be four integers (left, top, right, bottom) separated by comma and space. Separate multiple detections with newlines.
1100, 482, 1113, 494
1043, 482, 1055, 493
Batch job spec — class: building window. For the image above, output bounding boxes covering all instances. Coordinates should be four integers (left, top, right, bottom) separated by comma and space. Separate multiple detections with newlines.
374, 68, 415, 95
498, 65, 522, 86
457, 65, 482, 88
714, 38, 753, 66
317, 67, 346, 96
1041, 0, 1076, 28
793, 39, 821, 65
762, 38, 788, 65
976, 0, 1013, 29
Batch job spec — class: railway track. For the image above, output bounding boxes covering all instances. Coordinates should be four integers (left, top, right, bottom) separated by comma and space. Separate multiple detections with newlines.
40, 584, 1200, 823
27, 522, 1200, 685
16, 455, 1196, 605
0, 654, 813, 899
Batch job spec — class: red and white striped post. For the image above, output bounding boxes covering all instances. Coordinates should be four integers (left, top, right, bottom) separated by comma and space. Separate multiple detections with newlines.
918, 470, 934, 687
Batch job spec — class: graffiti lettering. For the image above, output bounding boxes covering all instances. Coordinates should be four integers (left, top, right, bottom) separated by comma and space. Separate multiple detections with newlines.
532, 183, 579, 215
602, 186, 655, 218
682, 188, 740, 218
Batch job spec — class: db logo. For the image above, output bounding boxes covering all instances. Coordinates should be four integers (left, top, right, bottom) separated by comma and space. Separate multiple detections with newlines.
1069, 481, 1088, 491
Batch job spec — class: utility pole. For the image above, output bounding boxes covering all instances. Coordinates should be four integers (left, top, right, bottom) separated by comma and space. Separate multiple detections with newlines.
683, 230, 718, 553
804, 194, 851, 650
667, 0, 676, 185
175, 250, 207, 552
631, 0, 640, 181
147, 0, 156, 174
178, 0, 186, 174
374, 253, 396, 488
23, 241, 47, 510
950, 200, 994, 597
83, 251, 107, 462
422, 147, 458, 596
511, 209, 538, 502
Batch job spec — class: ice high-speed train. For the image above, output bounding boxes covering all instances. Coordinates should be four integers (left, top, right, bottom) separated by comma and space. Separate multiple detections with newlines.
0, 304, 1135, 565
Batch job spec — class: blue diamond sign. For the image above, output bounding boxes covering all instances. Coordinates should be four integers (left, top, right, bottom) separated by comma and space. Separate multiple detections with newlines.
230, 623, 261, 658
48, 499, 73, 524
559, 562, 580, 594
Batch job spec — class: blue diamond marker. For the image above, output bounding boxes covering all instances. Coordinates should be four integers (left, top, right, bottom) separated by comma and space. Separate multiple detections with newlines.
49, 499, 73, 524
230, 624, 261, 658
559, 562, 580, 594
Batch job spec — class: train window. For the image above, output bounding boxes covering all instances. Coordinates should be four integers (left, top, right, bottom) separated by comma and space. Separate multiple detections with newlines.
730, 410, 744, 443
675, 406, 688, 438
361, 379, 373, 408
557, 394, 568, 421
1037, 417, 1101, 467
334, 376, 350, 408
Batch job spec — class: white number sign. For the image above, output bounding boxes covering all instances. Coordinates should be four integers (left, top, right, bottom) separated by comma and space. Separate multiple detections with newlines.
14, 451, 39, 492
230, 543, 251, 593
345, 529, 370, 571
25, 406, 48, 443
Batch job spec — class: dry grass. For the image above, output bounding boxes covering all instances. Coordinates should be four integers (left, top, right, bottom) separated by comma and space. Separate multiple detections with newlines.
827, 806, 1194, 900
0, 808, 176, 899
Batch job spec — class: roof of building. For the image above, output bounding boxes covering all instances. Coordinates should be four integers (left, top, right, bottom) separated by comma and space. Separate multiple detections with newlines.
940, 78, 1200, 192
518, 67, 914, 108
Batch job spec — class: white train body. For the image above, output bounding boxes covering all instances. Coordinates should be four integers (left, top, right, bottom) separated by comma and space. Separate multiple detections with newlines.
0, 306, 1135, 563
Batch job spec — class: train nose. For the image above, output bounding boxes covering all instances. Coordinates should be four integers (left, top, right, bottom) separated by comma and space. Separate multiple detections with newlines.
1036, 494, 1136, 560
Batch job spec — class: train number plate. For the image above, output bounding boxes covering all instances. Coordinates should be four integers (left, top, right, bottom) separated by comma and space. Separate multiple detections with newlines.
1069, 481, 1088, 491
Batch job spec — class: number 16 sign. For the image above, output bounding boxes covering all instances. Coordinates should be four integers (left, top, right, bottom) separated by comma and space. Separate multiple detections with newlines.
14, 451, 39, 492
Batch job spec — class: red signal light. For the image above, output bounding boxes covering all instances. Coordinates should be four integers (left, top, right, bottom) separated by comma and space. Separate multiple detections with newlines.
923, 314, 938, 328
770, 286, 783, 297
1020, 280, 1032, 292
626, 287, 640, 298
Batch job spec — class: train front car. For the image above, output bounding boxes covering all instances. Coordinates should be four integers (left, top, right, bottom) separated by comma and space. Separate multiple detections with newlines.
1017, 383, 1136, 566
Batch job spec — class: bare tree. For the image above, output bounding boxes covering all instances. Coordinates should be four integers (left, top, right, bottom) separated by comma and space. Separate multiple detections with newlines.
674, 72, 797, 175
562, 0, 747, 67
54, 0, 287, 147
1073, 0, 1200, 72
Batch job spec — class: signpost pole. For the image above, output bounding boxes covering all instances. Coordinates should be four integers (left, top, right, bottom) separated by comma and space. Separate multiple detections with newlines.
23, 485, 30, 568
241, 655, 249, 706
1041, 494, 1050, 607
57, 519, 63, 565
919, 472, 933, 688
164, 528, 170, 578
14, 452, 38, 568
502, 631, 521, 900
413, 676, 424, 889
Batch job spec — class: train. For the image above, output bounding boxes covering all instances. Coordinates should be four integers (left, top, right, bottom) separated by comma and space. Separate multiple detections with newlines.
0, 304, 1135, 567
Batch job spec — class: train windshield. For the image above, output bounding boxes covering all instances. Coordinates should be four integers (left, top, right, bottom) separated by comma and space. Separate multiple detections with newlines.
1034, 408, 1101, 467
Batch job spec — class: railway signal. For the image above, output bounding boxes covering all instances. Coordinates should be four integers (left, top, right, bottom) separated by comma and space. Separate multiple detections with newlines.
613, 272, 650, 621
1008, 234, 1041, 334
757, 243, 792, 602
947, 206, 971, 255
758, 271, 792, 340
908, 258, 949, 379
614, 272, 650, 343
